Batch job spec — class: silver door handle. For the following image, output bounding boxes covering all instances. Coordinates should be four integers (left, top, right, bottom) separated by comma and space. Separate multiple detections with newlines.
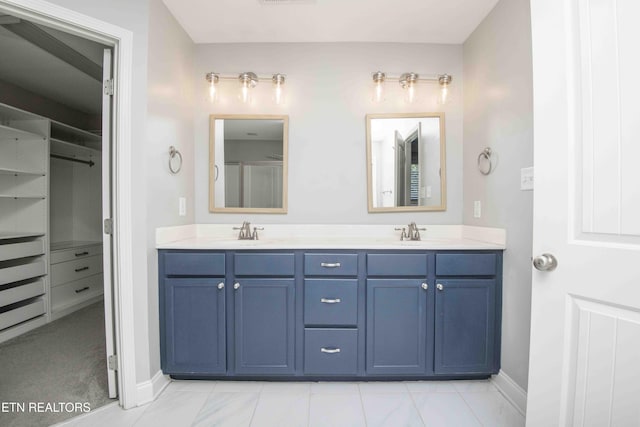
321, 348, 341, 354
533, 253, 558, 271
321, 298, 341, 304
421, 283, 428, 290
320, 262, 341, 268
234, 282, 240, 290
436, 284, 444, 291
218, 282, 224, 290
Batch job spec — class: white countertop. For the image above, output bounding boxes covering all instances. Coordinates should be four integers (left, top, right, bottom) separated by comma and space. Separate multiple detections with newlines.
156, 224, 506, 250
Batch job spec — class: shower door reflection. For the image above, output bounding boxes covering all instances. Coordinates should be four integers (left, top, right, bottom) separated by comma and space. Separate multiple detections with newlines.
225, 161, 283, 209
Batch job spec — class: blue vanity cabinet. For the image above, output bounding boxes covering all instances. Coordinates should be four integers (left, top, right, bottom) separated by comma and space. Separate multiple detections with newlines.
232, 253, 296, 375
365, 253, 432, 375
433, 253, 502, 375
159, 251, 226, 375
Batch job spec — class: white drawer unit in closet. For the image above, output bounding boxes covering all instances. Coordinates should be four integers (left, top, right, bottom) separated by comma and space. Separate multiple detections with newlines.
49, 242, 103, 320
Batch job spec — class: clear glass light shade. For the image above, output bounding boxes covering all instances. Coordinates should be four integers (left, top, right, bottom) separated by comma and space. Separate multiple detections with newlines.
272, 74, 286, 105
372, 72, 386, 103
206, 73, 219, 103
437, 74, 452, 105
238, 72, 258, 104
400, 73, 419, 104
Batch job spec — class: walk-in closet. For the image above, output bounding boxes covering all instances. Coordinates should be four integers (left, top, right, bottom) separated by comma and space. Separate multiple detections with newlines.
0, 13, 112, 426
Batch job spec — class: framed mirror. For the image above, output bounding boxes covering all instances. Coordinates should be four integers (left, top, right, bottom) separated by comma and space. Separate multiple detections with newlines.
209, 114, 289, 213
366, 113, 446, 212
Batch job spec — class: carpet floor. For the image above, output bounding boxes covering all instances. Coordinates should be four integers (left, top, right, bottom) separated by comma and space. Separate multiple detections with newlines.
0, 301, 114, 427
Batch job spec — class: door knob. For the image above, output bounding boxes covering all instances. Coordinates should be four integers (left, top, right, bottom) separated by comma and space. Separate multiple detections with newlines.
533, 253, 558, 271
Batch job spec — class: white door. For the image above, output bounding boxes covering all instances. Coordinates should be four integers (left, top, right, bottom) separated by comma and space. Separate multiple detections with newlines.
102, 48, 117, 399
527, 0, 640, 425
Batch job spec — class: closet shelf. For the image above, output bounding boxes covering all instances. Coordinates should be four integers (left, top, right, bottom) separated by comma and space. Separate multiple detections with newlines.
0, 232, 45, 241
0, 124, 46, 141
50, 121, 101, 151
0, 167, 46, 177
0, 195, 46, 200
51, 138, 100, 158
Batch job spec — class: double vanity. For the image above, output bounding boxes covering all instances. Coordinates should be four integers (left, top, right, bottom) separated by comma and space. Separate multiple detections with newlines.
157, 224, 505, 381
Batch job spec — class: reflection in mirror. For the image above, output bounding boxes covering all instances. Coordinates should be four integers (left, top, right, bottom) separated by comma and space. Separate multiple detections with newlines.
366, 113, 446, 212
210, 115, 288, 213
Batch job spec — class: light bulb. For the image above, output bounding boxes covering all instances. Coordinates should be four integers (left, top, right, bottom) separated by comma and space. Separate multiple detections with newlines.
206, 72, 219, 103
272, 74, 286, 105
372, 71, 386, 103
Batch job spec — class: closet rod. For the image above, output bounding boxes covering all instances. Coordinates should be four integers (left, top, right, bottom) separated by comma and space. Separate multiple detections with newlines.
51, 154, 95, 167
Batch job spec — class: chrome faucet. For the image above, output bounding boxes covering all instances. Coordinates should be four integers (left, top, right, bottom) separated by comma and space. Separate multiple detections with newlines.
395, 222, 426, 241
233, 221, 264, 240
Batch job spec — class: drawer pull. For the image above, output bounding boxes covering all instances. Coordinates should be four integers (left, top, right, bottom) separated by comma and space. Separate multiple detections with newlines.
320, 262, 341, 268
320, 347, 341, 354
75, 286, 90, 294
75, 266, 90, 272
320, 298, 341, 304
74, 251, 89, 257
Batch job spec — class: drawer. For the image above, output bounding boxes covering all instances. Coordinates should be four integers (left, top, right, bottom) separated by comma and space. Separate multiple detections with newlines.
234, 253, 294, 276
304, 328, 358, 375
304, 253, 358, 276
436, 253, 497, 276
304, 279, 357, 326
0, 298, 45, 331
0, 259, 46, 286
0, 279, 45, 308
367, 254, 428, 276
0, 238, 44, 262
50, 244, 102, 264
51, 275, 103, 313
163, 252, 225, 276
51, 255, 103, 287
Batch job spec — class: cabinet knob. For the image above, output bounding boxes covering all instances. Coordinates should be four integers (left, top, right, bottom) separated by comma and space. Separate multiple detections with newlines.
436, 283, 444, 291
217, 282, 224, 290
234, 282, 240, 290
421, 283, 428, 290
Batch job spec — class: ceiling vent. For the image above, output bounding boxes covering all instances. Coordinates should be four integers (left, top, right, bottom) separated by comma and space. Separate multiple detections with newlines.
258, 0, 316, 4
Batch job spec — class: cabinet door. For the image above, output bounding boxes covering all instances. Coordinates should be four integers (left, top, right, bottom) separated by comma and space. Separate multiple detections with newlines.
434, 279, 496, 375
366, 279, 429, 375
162, 278, 226, 374
234, 278, 295, 375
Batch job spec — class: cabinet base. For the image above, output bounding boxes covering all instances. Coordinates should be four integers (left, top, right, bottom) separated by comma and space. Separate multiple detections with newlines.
169, 374, 493, 382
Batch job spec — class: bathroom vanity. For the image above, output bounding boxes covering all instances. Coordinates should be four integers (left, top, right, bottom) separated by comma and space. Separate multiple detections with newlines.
157, 225, 504, 381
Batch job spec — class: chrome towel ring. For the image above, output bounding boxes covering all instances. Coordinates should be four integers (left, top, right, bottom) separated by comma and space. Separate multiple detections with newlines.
169, 146, 182, 174
477, 147, 493, 175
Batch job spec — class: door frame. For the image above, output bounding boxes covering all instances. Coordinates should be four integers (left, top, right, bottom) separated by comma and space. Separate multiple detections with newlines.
0, 0, 137, 409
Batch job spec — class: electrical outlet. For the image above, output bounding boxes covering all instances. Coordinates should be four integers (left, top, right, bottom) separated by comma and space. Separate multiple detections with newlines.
179, 197, 186, 216
521, 167, 534, 191
474, 200, 482, 218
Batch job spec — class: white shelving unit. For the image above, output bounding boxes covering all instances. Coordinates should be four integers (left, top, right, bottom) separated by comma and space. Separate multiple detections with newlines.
0, 104, 50, 343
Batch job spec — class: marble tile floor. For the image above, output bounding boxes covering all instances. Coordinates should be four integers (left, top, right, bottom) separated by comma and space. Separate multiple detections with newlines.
56, 380, 525, 427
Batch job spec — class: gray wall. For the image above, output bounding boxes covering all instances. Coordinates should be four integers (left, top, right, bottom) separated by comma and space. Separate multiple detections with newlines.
145, 0, 196, 380
195, 43, 463, 224
462, 0, 533, 390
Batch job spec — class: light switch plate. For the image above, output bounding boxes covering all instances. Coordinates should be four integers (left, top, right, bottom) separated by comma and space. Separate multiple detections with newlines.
521, 167, 534, 191
179, 197, 186, 216
474, 200, 481, 218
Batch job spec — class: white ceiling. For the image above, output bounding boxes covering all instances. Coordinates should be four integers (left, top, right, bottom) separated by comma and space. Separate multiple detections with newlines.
162, 0, 500, 44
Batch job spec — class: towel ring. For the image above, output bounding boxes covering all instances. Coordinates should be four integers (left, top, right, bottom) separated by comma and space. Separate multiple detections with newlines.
477, 147, 493, 175
169, 146, 182, 174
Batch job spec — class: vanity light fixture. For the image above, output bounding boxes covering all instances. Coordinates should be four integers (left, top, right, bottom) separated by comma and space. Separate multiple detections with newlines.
205, 72, 287, 105
371, 72, 453, 105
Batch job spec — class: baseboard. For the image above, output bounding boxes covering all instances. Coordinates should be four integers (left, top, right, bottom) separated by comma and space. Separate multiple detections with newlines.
491, 370, 527, 417
136, 370, 170, 406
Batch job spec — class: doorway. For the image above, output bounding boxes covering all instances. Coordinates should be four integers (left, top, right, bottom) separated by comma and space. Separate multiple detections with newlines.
0, 0, 131, 419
